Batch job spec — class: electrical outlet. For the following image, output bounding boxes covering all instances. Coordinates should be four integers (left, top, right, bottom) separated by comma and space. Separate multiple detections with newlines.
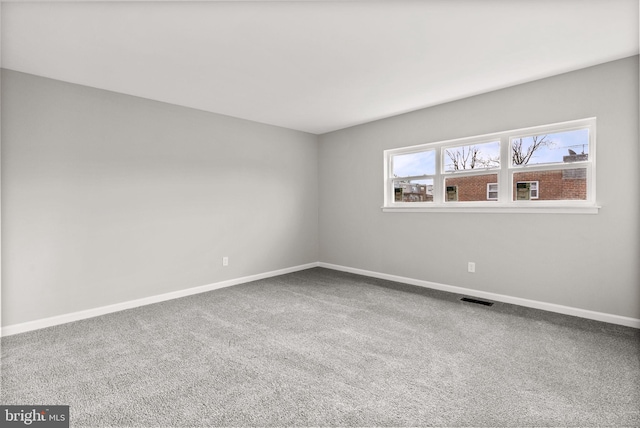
468, 262, 475, 273
222, 257, 229, 267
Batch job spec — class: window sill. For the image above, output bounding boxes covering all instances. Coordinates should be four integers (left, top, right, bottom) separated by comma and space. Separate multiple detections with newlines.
381, 203, 600, 214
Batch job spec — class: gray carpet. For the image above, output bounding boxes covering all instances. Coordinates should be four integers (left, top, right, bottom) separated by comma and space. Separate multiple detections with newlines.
1, 267, 639, 427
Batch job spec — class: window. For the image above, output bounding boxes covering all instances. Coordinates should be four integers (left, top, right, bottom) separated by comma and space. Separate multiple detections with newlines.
389, 149, 435, 204
515, 181, 539, 200
510, 127, 590, 202
487, 183, 498, 200
445, 185, 458, 201
383, 118, 597, 213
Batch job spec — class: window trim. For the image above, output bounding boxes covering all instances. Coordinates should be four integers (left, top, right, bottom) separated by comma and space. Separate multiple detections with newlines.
383, 118, 599, 214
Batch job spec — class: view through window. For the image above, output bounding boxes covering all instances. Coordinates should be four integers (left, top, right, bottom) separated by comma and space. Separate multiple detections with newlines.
384, 118, 596, 211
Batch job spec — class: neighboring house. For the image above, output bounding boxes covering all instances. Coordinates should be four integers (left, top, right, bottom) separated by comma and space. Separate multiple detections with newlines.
395, 182, 433, 202
445, 169, 586, 201
402, 153, 588, 202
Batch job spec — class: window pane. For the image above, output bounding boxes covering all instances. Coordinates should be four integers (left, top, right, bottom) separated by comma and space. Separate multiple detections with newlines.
444, 141, 500, 172
392, 150, 435, 177
444, 174, 499, 202
394, 179, 434, 202
511, 129, 589, 166
512, 169, 587, 201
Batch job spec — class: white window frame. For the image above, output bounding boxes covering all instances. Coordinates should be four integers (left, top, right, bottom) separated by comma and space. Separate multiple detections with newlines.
383, 118, 598, 214
531, 181, 539, 199
389, 147, 436, 203
487, 183, 498, 200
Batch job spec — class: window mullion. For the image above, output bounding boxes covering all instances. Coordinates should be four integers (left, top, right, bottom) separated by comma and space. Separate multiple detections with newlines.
499, 136, 511, 202
434, 147, 443, 203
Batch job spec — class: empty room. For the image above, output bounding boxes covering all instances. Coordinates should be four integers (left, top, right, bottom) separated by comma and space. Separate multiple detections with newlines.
1, 0, 639, 426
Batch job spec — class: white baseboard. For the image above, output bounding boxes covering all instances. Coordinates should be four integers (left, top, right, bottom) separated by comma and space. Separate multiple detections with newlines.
4, 261, 638, 335
1, 262, 320, 337
319, 262, 640, 329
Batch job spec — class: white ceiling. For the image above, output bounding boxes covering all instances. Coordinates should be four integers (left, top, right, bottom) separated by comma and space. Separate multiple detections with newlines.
1, 0, 638, 134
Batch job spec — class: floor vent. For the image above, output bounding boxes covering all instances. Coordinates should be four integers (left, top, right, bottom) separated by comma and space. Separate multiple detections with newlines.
460, 297, 494, 306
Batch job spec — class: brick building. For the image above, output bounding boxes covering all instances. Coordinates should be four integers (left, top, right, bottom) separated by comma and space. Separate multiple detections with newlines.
444, 174, 498, 201
397, 153, 588, 202
446, 153, 588, 201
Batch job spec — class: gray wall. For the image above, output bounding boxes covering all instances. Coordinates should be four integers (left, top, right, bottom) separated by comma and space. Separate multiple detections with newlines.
1, 70, 319, 326
319, 56, 640, 319
3, 56, 639, 328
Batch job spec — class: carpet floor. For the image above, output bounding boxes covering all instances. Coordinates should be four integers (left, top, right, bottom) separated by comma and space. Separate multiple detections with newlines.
1, 267, 639, 427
